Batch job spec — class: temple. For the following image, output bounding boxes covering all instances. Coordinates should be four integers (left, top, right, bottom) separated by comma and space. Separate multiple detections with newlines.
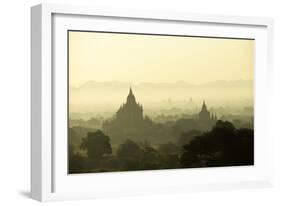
196, 101, 217, 130
102, 87, 153, 144
102, 88, 218, 144
115, 87, 144, 126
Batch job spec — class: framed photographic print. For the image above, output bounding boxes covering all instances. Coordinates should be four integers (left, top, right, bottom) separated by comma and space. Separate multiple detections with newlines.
31, 3, 274, 201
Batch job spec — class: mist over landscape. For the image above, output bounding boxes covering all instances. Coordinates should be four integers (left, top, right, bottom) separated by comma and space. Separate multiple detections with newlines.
70, 80, 253, 119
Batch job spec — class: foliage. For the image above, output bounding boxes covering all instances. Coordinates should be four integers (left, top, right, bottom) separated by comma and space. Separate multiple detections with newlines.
69, 120, 254, 173
80, 130, 112, 160
117, 139, 143, 159
68, 144, 87, 174
180, 120, 254, 167
158, 142, 179, 155
178, 130, 201, 147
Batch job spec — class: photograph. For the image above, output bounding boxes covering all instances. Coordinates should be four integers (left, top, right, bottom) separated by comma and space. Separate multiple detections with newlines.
68, 30, 254, 174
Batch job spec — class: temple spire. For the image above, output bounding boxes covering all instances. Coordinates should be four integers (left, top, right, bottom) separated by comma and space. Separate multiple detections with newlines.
202, 100, 207, 111
127, 86, 136, 104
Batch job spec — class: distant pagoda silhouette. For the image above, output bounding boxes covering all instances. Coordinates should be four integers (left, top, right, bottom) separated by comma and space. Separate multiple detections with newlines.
115, 87, 144, 126
102, 87, 153, 144
102, 88, 219, 144
196, 101, 217, 130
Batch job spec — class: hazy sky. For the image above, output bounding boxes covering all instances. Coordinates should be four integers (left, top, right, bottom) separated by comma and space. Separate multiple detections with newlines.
69, 31, 254, 87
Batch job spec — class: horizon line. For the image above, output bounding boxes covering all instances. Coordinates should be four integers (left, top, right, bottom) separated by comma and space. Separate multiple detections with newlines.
70, 79, 254, 88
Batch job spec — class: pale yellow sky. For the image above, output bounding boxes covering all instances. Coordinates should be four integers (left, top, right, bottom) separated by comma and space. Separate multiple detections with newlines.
69, 31, 254, 87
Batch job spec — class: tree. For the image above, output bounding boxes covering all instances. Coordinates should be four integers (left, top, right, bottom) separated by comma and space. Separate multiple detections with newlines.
158, 142, 179, 155
178, 130, 201, 147
80, 130, 112, 160
158, 142, 180, 169
173, 118, 198, 138
180, 120, 254, 168
116, 139, 143, 170
139, 141, 161, 170
68, 144, 87, 174
117, 139, 142, 159
116, 140, 162, 171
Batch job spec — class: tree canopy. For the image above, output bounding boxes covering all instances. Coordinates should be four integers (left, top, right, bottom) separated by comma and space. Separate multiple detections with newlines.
180, 120, 254, 167
80, 130, 112, 160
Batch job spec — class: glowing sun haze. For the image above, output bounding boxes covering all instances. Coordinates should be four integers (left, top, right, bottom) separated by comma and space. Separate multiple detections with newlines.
69, 31, 254, 87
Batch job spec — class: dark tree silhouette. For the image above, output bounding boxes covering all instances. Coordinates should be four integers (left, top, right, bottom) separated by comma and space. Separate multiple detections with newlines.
180, 120, 254, 168
68, 144, 86, 173
80, 130, 112, 160
117, 139, 143, 159
178, 130, 201, 147
116, 139, 143, 170
139, 141, 161, 170
158, 142, 179, 155
172, 118, 198, 138
158, 142, 180, 169
116, 140, 162, 170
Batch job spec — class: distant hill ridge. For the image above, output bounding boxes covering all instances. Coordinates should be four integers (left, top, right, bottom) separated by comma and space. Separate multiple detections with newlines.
70, 80, 253, 91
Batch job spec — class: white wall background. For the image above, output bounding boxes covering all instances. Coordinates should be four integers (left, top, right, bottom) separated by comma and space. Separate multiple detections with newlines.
0, 0, 280, 205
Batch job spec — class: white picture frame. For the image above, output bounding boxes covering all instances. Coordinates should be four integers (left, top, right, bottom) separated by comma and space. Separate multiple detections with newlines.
31, 3, 274, 202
